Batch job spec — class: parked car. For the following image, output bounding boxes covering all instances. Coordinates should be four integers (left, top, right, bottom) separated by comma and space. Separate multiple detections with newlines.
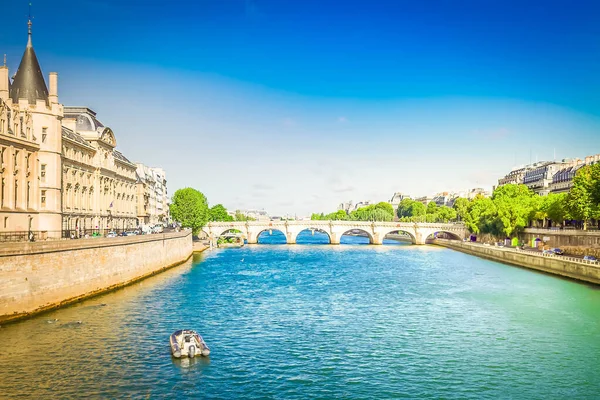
106, 231, 118, 238
583, 255, 597, 262
124, 231, 137, 236
542, 249, 554, 255
551, 248, 564, 255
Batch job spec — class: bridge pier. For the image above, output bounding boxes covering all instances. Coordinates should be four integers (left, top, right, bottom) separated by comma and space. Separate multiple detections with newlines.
247, 233, 258, 245
330, 233, 340, 245
286, 232, 296, 244
372, 233, 384, 245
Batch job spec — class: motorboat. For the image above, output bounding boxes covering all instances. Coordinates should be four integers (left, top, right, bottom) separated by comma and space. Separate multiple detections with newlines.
170, 330, 210, 358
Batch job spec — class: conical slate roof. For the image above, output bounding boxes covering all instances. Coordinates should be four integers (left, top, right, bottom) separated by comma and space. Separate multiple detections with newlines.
9, 23, 49, 105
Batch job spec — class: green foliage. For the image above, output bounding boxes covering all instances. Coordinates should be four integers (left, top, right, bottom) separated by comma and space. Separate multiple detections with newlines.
567, 166, 596, 230
453, 197, 470, 222
407, 201, 427, 218
492, 184, 537, 237
543, 193, 568, 226
208, 204, 234, 222
397, 198, 414, 218
234, 211, 256, 221
349, 203, 394, 221
426, 201, 439, 215
169, 188, 208, 235
436, 206, 457, 223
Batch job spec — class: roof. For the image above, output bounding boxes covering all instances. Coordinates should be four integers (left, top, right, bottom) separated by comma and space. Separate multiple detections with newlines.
61, 126, 95, 150
113, 150, 133, 165
63, 107, 105, 132
9, 26, 49, 105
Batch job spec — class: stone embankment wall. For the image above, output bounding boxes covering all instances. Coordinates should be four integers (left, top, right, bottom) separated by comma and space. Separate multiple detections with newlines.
435, 239, 600, 286
520, 229, 600, 248
0, 231, 192, 323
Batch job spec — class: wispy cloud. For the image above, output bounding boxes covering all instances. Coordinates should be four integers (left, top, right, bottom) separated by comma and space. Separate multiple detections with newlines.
282, 118, 295, 127
333, 185, 354, 193
252, 183, 274, 190
472, 127, 510, 141
337, 116, 348, 123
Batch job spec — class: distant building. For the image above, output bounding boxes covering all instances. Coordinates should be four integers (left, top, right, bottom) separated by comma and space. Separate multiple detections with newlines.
414, 196, 433, 205
234, 209, 269, 221
523, 161, 568, 195
389, 192, 411, 209
338, 201, 353, 213
550, 154, 600, 194
136, 164, 168, 225
497, 164, 537, 187
466, 188, 491, 199
352, 201, 371, 211
432, 192, 453, 207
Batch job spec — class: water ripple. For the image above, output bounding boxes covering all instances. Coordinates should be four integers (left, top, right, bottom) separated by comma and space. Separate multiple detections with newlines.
1, 241, 600, 398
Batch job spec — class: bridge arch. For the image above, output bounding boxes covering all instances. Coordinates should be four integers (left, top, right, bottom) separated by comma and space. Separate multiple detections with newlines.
425, 230, 463, 243
380, 229, 417, 245
339, 228, 373, 245
257, 228, 287, 244
294, 228, 331, 245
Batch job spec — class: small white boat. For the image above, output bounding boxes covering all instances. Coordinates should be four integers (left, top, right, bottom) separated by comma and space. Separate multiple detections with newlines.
170, 330, 210, 358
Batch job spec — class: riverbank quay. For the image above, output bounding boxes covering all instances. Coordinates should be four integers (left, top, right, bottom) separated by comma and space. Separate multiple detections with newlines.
435, 239, 600, 286
0, 231, 193, 324
193, 241, 209, 253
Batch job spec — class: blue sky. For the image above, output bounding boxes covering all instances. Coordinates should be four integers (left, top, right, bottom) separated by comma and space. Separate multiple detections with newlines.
3, 0, 600, 215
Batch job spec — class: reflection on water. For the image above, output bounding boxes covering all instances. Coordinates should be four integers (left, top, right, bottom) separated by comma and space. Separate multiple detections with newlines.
2, 245, 600, 398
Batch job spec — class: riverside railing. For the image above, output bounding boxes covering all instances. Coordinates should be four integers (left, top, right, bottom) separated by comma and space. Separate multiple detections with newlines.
0, 228, 170, 243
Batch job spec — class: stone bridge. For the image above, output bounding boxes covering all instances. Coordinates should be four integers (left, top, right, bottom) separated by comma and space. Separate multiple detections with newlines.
204, 220, 467, 245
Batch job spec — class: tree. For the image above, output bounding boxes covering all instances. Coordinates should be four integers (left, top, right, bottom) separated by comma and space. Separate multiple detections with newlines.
323, 210, 348, 220
453, 197, 470, 222
169, 188, 208, 235
536, 193, 567, 225
463, 195, 497, 234
567, 166, 595, 230
426, 201, 439, 215
235, 210, 256, 221
397, 198, 417, 218
208, 204, 234, 222
407, 202, 426, 218
436, 205, 457, 223
374, 202, 395, 216
492, 184, 537, 237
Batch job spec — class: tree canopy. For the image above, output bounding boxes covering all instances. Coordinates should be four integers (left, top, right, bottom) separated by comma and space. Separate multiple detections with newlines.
169, 188, 208, 235
208, 204, 234, 222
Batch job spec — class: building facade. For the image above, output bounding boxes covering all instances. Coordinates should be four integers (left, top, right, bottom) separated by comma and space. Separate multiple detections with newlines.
136, 164, 168, 225
522, 161, 567, 195
0, 21, 62, 237
61, 107, 138, 233
389, 192, 410, 209
549, 154, 600, 194
0, 20, 156, 237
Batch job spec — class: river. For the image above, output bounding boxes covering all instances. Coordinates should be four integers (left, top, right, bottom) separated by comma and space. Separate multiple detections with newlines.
1, 231, 600, 398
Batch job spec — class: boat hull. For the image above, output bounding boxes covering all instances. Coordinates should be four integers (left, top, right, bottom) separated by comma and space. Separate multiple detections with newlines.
170, 330, 210, 358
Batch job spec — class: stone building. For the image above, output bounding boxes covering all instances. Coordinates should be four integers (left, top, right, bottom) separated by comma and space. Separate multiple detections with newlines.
0, 20, 143, 237
522, 161, 568, 195
136, 164, 168, 225
61, 107, 138, 233
389, 192, 410, 209
0, 20, 62, 237
549, 154, 600, 194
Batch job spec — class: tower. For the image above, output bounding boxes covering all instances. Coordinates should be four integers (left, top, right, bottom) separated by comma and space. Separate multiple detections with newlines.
8, 17, 63, 235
